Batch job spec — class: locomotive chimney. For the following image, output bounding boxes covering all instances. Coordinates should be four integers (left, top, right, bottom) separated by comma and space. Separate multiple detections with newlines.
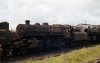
25, 20, 30, 25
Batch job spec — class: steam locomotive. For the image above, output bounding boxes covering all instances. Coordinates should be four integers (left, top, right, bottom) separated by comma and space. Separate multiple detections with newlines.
0, 20, 100, 56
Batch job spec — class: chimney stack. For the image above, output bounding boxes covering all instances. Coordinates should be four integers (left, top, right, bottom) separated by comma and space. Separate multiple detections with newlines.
25, 20, 30, 25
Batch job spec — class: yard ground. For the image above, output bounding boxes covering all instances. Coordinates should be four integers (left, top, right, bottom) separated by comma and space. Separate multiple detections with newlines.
8, 44, 100, 63
26, 44, 100, 63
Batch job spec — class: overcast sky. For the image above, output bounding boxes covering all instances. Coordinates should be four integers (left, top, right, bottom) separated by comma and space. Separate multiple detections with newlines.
0, 0, 100, 29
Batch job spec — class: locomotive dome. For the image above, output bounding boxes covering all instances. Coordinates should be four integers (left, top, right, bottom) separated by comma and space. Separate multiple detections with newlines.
35, 23, 40, 26
42, 22, 49, 26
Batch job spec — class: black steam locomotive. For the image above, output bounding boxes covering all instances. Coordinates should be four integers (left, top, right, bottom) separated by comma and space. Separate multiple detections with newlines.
12, 20, 100, 55
0, 20, 100, 56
